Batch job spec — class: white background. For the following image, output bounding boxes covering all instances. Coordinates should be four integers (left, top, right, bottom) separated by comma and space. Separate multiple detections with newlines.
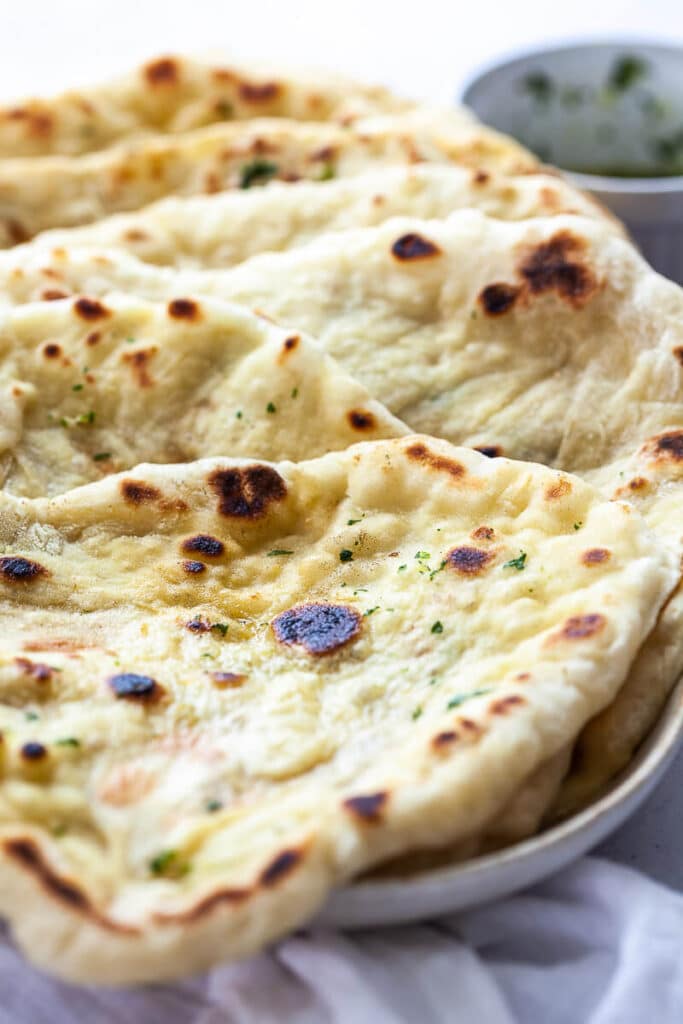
0, 0, 681, 103
0, 0, 681, 889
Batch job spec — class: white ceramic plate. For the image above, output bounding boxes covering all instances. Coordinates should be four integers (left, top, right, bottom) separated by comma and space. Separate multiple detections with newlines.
318, 678, 683, 928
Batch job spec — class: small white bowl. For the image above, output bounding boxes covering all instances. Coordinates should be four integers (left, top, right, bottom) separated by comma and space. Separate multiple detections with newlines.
462, 41, 683, 284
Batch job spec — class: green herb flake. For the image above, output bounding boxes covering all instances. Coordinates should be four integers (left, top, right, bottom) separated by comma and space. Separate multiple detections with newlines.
364, 606, 380, 616
126, 337, 136, 344
55, 737, 80, 748
206, 799, 224, 813
52, 824, 68, 837
210, 623, 229, 637
412, 706, 423, 721
573, 521, 583, 531
24, 711, 39, 721
429, 559, 447, 581
235, 410, 243, 419
267, 549, 293, 557
608, 54, 648, 93
415, 550, 430, 561
240, 159, 279, 189
317, 162, 336, 181
397, 564, 407, 572
521, 71, 555, 103
291, 387, 299, 399
503, 551, 527, 571
347, 518, 363, 526
72, 383, 84, 392
149, 849, 189, 878
76, 410, 96, 426
93, 451, 111, 462
446, 687, 492, 710
431, 620, 444, 634
339, 549, 353, 563
266, 402, 276, 414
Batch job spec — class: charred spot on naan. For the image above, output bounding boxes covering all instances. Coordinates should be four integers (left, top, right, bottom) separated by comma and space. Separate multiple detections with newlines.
489, 694, 526, 715
447, 546, 495, 575
348, 409, 376, 431
168, 298, 201, 321
473, 445, 503, 458
144, 56, 180, 87
14, 657, 54, 684
181, 535, 225, 558
108, 673, 163, 702
209, 465, 287, 519
517, 230, 598, 307
581, 548, 611, 566
211, 672, 247, 689
640, 431, 683, 464
272, 603, 362, 656
259, 848, 303, 887
239, 80, 281, 103
343, 791, 388, 824
478, 282, 521, 315
73, 297, 111, 321
120, 479, 162, 505
432, 730, 458, 752
42, 342, 61, 359
3, 838, 137, 934
277, 335, 299, 362
471, 526, 495, 541
405, 442, 465, 480
122, 346, 157, 388
544, 477, 572, 500
550, 614, 607, 642
0, 557, 47, 583
391, 233, 441, 261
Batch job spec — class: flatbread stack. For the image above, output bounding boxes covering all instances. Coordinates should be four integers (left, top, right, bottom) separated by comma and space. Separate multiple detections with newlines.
0, 55, 681, 984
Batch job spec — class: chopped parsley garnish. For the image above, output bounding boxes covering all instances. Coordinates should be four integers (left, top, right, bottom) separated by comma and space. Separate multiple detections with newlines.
72, 383, 84, 392
24, 711, 39, 721
291, 387, 299, 399
415, 551, 430, 561
412, 706, 423, 721
76, 410, 96, 426
236, 410, 243, 419
608, 55, 648, 93
210, 622, 229, 637
206, 799, 224, 813
446, 687, 492, 710
93, 451, 111, 461
521, 70, 555, 103
397, 564, 407, 572
339, 548, 353, 563
55, 737, 80, 748
364, 606, 380, 616
317, 162, 336, 181
503, 551, 527, 571
266, 402, 276, 414
429, 559, 447, 581
431, 620, 444, 634
347, 518, 363, 526
149, 849, 189, 878
240, 159, 279, 189
573, 521, 583, 531
126, 337, 136, 344
267, 549, 293, 557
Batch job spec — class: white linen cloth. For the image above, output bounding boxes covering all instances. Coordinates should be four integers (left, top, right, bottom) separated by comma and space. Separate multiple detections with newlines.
2, 856, 682, 1024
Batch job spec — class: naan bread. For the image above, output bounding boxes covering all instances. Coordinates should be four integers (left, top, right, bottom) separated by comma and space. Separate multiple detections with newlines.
0, 112, 535, 245
30, 165, 614, 269
5, 210, 677, 470
0, 54, 412, 158
0, 293, 406, 497
0, 437, 675, 983
9, 210, 679, 812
